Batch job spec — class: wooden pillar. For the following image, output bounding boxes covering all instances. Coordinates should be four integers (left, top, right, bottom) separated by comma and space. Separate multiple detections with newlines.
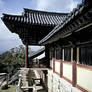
72, 61, 77, 87
72, 46, 77, 87
55, 47, 56, 59
53, 59, 55, 72
6, 74, 9, 87
59, 47, 62, 59
45, 45, 50, 68
62, 49, 64, 61
60, 61, 63, 78
71, 48, 73, 61
25, 43, 28, 68
73, 46, 76, 61
29, 47, 31, 68
77, 47, 79, 64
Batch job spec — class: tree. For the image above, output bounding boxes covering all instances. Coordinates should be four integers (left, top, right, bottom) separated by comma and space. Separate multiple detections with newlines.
0, 45, 25, 75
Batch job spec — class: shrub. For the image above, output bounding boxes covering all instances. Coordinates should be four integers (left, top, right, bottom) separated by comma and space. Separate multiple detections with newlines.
1, 84, 8, 90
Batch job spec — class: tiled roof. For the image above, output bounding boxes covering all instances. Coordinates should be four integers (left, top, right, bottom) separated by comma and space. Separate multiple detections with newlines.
2, 9, 68, 45
30, 47, 45, 59
39, 0, 92, 44
24, 9, 68, 26
2, 9, 68, 27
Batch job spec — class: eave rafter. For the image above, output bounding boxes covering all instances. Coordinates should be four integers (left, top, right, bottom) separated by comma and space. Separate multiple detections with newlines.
39, 1, 92, 45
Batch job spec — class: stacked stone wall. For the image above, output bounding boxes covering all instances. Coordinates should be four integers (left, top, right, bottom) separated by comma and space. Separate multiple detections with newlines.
48, 70, 82, 92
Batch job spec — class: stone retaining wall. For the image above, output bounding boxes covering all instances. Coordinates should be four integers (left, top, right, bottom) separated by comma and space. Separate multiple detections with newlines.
48, 70, 82, 92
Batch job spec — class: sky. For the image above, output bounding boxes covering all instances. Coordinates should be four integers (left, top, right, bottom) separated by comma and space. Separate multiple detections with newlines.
0, 0, 82, 53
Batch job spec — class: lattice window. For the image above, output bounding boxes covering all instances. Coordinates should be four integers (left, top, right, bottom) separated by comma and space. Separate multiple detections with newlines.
79, 45, 92, 65
64, 47, 71, 61
50, 48, 55, 59
55, 47, 62, 59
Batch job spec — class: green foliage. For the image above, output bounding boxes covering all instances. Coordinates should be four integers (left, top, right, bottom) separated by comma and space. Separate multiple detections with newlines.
0, 45, 25, 75
0, 85, 16, 92
1, 84, 8, 90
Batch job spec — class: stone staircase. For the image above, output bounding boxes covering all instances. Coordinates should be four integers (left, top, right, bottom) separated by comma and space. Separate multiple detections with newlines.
16, 68, 48, 92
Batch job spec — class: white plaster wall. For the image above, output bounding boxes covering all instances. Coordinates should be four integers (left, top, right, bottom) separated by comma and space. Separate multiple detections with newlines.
72, 87, 82, 92
55, 61, 60, 73
77, 66, 92, 92
63, 63, 72, 81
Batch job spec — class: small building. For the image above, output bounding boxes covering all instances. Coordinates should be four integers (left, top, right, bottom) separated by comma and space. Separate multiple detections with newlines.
1, 8, 68, 68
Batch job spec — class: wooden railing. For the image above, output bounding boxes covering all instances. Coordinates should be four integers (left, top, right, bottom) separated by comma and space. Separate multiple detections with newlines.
0, 73, 7, 86
50, 59, 92, 92
16, 74, 22, 92
9, 71, 19, 85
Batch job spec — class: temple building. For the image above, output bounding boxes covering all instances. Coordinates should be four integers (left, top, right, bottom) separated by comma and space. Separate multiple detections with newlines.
1, 0, 92, 92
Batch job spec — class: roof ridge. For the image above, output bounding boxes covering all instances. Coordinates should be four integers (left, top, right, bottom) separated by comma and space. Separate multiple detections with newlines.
2, 13, 23, 17
24, 8, 69, 15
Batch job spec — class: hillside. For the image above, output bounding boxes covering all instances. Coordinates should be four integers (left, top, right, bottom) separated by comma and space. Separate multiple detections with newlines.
0, 45, 29, 75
